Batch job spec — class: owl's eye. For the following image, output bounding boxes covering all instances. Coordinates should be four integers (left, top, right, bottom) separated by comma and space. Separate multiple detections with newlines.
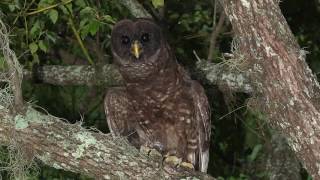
141, 33, 150, 42
121, 35, 130, 45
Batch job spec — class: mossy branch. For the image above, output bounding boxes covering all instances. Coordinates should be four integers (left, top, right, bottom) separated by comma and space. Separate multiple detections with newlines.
0, 106, 214, 180
22, 62, 252, 93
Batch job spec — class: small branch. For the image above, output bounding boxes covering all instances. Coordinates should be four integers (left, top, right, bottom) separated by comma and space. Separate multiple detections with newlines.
207, 12, 226, 61
0, 106, 214, 180
118, 0, 152, 18
26, 0, 73, 16
68, 17, 94, 65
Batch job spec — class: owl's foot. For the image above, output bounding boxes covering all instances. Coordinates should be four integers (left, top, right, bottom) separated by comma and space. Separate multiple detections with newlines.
164, 155, 182, 167
164, 155, 194, 169
180, 161, 194, 169
140, 145, 162, 160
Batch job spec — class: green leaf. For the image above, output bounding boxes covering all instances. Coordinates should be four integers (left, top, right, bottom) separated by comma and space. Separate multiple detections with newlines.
59, 5, 68, 14
38, 40, 48, 52
29, 42, 38, 54
48, 9, 59, 24
66, 3, 73, 14
151, 0, 164, 8
30, 20, 40, 37
38, 0, 54, 8
88, 21, 100, 36
46, 32, 57, 43
75, 0, 86, 7
8, 5, 16, 12
102, 15, 115, 23
80, 7, 94, 17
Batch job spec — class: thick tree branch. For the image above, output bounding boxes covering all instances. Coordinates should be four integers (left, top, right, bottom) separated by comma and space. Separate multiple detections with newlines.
196, 61, 253, 93
219, 0, 320, 178
24, 62, 253, 93
0, 106, 214, 179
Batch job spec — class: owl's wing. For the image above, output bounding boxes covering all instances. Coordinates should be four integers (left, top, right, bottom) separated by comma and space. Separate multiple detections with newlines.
104, 87, 140, 147
190, 81, 211, 173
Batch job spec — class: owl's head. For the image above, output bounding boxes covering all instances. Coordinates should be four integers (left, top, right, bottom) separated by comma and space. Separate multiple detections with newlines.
111, 19, 171, 81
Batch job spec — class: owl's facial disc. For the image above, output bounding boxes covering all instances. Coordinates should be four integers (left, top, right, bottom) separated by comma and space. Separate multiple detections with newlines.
111, 19, 162, 65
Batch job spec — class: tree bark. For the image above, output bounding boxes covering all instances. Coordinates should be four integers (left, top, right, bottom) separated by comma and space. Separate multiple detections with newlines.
23, 62, 252, 93
219, 0, 320, 178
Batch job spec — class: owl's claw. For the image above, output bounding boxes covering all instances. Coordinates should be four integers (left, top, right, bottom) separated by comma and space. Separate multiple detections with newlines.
163, 155, 194, 174
164, 155, 194, 169
140, 145, 162, 160
180, 161, 194, 169
164, 155, 182, 167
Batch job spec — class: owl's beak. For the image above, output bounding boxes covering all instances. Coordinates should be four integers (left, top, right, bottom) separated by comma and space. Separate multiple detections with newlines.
131, 40, 142, 59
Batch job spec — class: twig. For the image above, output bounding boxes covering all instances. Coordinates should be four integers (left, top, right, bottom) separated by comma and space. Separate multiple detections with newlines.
68, 17, 94, 65
26, 0, 73, 16
207, 12, 226, 61
118, 0, 152, 18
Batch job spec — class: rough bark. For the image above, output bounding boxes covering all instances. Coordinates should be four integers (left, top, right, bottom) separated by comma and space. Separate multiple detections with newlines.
197, 61, 252, 93
219, 0, 320, 178
0, 106, 214, 180
23, 63, 253, 93
25, 64, 124, 86
245, 132, 301, 180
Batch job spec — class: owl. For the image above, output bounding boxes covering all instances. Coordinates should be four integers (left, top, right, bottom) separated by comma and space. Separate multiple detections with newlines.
104, 19, 211, 173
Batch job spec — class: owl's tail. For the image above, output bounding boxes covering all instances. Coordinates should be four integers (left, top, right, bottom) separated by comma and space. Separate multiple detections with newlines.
198, 131, 210, 173
199, 148, 209, 173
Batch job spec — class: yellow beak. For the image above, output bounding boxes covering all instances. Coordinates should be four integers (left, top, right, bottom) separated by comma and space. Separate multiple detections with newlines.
131, 40, 142, 59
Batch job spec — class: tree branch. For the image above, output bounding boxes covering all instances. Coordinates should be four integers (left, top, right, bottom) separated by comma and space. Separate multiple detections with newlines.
0, 106, 214, 180
25, 64, 123, 86
118, 0, 152, 18
23, 62, 253, 93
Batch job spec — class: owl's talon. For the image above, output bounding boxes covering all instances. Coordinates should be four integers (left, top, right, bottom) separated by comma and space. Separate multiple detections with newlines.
164, 155, 182, 167
140, 145, 151, 155
180, 162, 194, 169
140, 145, 162, 160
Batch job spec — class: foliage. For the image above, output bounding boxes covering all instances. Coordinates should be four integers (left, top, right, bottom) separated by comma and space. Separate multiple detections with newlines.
0, 0, 319, 179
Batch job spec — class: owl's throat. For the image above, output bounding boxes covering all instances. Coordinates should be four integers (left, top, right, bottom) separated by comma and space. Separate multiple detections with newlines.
125, 62, 184, 102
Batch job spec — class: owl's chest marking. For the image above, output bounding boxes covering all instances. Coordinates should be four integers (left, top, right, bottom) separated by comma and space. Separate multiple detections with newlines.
127, 79, 195, 152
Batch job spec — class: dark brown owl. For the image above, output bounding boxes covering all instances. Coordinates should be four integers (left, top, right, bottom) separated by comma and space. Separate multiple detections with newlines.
104, 19, 211, 172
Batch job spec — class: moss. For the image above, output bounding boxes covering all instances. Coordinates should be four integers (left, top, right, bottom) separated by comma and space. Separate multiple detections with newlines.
14, 107, 46, 130
103, 175, 111, 179
72, 131, 97, 159
14, 114, 29, 129
52, 163, 63, 169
